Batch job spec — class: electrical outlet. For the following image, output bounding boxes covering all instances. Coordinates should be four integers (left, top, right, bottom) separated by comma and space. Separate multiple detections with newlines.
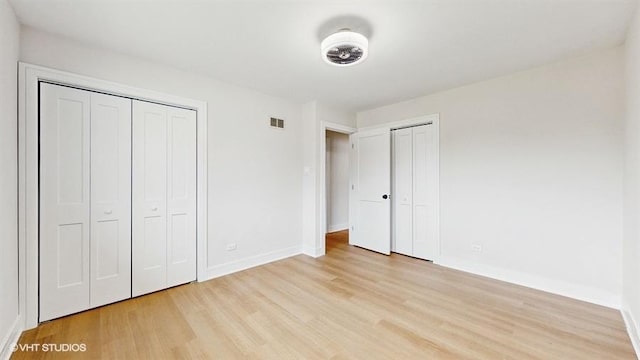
471, 244, 482, 252
226, 243, 237, 251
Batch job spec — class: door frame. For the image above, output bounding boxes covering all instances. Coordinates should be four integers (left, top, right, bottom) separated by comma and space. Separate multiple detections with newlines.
18, 63, 208, 329
318, 121, 356, 256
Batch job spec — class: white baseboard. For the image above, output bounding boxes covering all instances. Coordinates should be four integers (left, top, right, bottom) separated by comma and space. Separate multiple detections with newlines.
437, 255, 620, 309
327, 223, 348, 233
302, 244, 324, 258
622, 305, 640, 358
302, 244, 316, 257
205, 245, 302, 280
0, 316, 23, 360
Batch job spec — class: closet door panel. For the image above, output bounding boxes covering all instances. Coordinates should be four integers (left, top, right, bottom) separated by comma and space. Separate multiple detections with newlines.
90, 93, 132, 307
166, 108, 197, 287
392, 128, 413, 256
413, 125, 437, 260
40, 83, 91, 321
133, 101, 168, 296
424, 124, 439, 260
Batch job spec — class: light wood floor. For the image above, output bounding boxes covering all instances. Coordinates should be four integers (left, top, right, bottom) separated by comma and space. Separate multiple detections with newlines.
13, 230, 636, 359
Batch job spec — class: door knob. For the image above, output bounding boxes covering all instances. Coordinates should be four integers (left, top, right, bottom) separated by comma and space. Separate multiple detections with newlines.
382, 194, 389, 199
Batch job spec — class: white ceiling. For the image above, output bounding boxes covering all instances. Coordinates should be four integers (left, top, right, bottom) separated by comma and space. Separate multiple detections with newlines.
9, 0, 637, 112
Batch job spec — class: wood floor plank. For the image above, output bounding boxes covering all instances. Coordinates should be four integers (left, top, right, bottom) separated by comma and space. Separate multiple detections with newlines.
12, 230, 636, 359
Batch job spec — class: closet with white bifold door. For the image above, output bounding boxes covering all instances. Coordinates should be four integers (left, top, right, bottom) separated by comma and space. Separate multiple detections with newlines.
391, 124, 438, 261
39, 83, 196, 322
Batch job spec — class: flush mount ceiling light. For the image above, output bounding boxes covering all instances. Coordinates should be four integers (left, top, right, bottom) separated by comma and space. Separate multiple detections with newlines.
321, 29, 368, 67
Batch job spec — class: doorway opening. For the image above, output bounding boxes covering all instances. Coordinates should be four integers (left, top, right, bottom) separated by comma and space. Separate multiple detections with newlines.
326, 229, 349, 254
325, 129, 351, 253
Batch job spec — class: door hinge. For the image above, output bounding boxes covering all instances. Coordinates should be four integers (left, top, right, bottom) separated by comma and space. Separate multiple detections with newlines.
351, 184, 354, 190
351, 143, 354, 149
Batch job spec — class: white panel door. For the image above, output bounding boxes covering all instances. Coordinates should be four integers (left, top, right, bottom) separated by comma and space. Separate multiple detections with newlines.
166, 106, 197, 288
392, 128, 413, 256
133, 100, 196, 296
413, 124, 438, 261
350, 128, 391, 255
40, 83, 91, 321
90, 93, 132, 307
133, 100, 168, 296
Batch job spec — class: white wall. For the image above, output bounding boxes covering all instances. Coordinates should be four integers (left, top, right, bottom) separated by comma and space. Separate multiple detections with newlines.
0, 0, 20, 357
301, 101, 355, 256
19, 27, 304, 279
358, 48, 624, 307
301, 101, 320, 255
623, 3, 640, 353
317, 103, 356, 128
326, 131, 350, 232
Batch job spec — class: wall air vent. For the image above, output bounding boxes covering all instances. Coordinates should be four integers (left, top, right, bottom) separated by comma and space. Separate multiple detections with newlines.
270, 117, 284, 129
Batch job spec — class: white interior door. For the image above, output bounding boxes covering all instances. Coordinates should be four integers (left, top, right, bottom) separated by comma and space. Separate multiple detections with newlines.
392, 128, 413, 256
166, 106, 197, 288
413, 124, 438, 260
40, 83, 91, 321
133, 100, 196, 296
350, 127, 391, 255
90, 92, 132, 307
133, 100, 168, 296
